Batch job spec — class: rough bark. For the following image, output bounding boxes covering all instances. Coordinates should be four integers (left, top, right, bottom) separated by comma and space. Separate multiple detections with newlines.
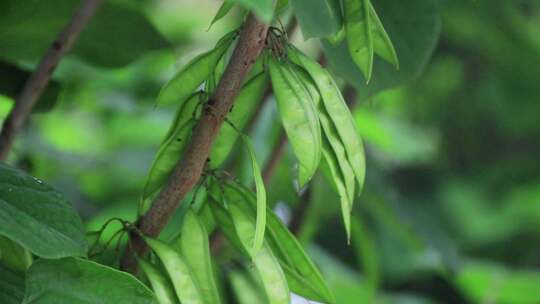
121, 14, 270, 274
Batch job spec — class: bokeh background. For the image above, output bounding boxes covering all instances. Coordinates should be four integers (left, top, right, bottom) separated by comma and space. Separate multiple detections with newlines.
1, 0, 539, 303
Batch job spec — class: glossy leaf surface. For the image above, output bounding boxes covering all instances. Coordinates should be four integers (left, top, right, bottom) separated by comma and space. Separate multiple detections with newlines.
0, 164, 87, 258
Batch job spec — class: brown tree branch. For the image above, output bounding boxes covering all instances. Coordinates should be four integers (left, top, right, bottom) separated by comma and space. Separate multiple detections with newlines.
262, 129, 287, 184
0, 0, 103, 161
121, 14, 270, 274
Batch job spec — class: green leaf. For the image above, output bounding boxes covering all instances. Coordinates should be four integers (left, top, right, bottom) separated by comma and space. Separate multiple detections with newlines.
212, 184, 289, 304
291, 0, 343, 39
174, 210, 221, 304
157, 33, 234, 106
211, 184, 290, 304
228, 203, 259, 257
290, 48, 365, 193
222, 182, 334, 303
0, 0, 170, 68
276, 0, 290, 13
138, 259, 178, 304
208, 196, 248, 256
351, 218, 379, 301
23, 258, 156, 304
321, 144, 353, 240
369, 1, 399, 69
323, 0, 440, 98
0, 235, 32, 273
0, 264, 25, 304
141, 92, 203, 213
456, 261, 540, 303
0, 61, 61, 113
281, 263, 329, 303
230, 0, 274, 23
251, 245, 290, 304
143, 237, 203, 304
327, 26, 346, 45
318, 108, 356, 203
269, 57, 321, 187
209, 72, 268, 168
264, 206, 334, 303
228, 270, 265, 304
209, 1, 235, 29
0, 164, 87, 258
344, 0, 374, 82
239, 135, 266, 255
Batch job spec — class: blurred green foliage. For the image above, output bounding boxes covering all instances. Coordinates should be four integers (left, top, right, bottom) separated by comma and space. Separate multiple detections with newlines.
1, 0, 540, 303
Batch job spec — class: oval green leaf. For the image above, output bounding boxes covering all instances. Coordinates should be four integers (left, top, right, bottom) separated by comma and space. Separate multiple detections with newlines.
157, 35, 233, 106
209, 0, 235, 29
0, 264, 24, 304
0, 164, 87, 258
23, 257, 156, 304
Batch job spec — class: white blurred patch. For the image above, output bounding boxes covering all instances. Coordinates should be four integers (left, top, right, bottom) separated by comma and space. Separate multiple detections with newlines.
274, 201, 291, 225
291, 293, 323, 304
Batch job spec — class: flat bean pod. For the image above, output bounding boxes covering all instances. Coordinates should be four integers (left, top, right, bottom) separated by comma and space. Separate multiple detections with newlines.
138, 258, 178, 304
321, 143, 353, 241
143, 237, 203, 304
252, 244, 290, 304
269, 57, 321, 187
173, 209, 221, 304
219, 186, 290, 304
225, 182, 334, 303
369, 1, 399, 68
228, 270, 265, 304
290, 47, 366, 194
239, 134, 266, 254
208, 195, 248, 256
344, 0, 374, 81
288, 60, 357, 202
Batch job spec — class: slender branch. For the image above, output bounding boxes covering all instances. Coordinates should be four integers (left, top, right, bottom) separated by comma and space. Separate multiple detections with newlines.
121, 14, 270, 274
262, 129, 287, 184
224, 17, 297, 173
288, 187, 311, 235
0, 0, 103, 161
